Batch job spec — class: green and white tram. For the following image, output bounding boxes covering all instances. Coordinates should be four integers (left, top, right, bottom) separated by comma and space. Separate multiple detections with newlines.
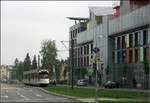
23, 69, 49, 86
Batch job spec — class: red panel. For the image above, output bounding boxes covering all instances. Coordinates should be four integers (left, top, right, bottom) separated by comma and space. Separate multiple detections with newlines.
79, 57, 81, 67
148, 46, 150, 61
86, 56, 87, 66
126, 48, 129, 63
120, 36, 122, 49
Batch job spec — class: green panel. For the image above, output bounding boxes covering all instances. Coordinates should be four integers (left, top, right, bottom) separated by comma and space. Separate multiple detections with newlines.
140, 47, 144, 62
114, 51, 118, 64
132, 33, 135, 47
148, 28, 150, 44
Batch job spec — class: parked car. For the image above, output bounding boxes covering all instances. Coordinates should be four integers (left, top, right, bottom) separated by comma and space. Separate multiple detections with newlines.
77, 79, 87, 86
49, 80, 56, 85
104, 81, 119, 88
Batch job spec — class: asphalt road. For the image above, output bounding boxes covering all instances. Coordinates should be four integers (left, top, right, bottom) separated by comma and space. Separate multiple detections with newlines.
0, 83, 80, 103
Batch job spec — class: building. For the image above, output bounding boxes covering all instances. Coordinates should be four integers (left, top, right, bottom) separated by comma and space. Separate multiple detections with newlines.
108, 0, 150, 89
0, 65, 12, 81
68, 0, 150, 88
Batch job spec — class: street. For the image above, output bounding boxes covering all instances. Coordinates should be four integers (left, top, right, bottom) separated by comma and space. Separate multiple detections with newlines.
0, 83, 80, 103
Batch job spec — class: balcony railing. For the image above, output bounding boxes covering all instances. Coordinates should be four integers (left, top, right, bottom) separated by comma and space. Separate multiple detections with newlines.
109, 4, 150, 35
77, 23, 104, 45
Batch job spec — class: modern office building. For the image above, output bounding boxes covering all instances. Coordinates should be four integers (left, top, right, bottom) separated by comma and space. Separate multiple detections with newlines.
108, 0, 150, 88
68, 0, 150, 88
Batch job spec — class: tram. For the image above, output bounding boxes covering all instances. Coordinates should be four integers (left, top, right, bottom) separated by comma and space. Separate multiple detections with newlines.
23, 69, 49, 86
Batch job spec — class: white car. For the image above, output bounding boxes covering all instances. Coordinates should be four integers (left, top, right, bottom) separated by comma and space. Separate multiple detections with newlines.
77, 79, 87, 86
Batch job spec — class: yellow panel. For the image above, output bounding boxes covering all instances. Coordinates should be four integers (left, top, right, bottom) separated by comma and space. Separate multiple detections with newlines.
89, 55, 91, 65
87, 22, 90, 30
126, 34, 129, 48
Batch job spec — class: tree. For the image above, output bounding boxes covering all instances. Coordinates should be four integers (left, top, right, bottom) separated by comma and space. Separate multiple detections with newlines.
32, 55, 37, 70
40, 39, 57, 72
14, 58, 19, 68
24, 53, 31, 71
105, 65, 111, 75
123, 63, 127, 77
81, 68, 87, 79
16, 61, 24, 81
55, 59, 62, 81
143, 60, 149, 75
105, 65, 111, 81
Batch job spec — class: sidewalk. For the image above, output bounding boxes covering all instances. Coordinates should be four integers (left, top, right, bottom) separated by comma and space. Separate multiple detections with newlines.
78, 98, 150, 102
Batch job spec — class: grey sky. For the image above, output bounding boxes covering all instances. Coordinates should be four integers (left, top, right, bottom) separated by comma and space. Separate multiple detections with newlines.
1, 1, 117, 65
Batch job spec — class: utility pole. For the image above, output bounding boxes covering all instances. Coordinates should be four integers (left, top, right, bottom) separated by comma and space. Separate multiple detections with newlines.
71, 39, 74, 89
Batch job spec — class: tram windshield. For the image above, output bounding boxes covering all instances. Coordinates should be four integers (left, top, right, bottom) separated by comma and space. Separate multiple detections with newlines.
39, 73, 49, 79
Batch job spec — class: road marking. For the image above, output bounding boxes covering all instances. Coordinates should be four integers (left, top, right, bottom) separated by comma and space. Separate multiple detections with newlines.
29, 89, 32, 92
17, 92, 29, 100
36, 94, 42, 97
1, 95, 9, 98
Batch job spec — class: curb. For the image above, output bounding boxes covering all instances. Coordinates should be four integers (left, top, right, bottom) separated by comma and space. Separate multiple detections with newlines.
38, 87, 90, 102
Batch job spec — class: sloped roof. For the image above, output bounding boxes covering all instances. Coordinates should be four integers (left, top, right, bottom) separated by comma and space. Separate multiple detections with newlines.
88, 6, 116, 16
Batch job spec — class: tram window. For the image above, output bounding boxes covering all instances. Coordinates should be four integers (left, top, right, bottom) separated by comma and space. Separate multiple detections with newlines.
39, 73, 49, 79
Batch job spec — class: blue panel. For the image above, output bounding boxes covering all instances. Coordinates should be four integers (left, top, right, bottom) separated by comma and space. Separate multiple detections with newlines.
115, 37, 118, 49
120, 50, 122, 63
140, 30, 144, 45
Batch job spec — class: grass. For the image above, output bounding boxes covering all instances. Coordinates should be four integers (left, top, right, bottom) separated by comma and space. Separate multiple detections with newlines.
42, 85, 149, 98
97, 100, 150, 103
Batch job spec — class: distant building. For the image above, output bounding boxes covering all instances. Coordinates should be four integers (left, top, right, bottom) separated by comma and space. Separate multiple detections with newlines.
0, 65, 12, 81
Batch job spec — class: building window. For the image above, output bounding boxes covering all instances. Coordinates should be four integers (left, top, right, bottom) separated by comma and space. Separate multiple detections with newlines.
117, 37, 120, 49
84, 45, 86, 55
129, 33, 133, 47
91, 44, 93, 54
129, 49, 132, 63
135, 32, 138, 46
122, 36, 125, 49
143, 29, 148, 45
87, 45, 89, 55
135, 48, 138, 62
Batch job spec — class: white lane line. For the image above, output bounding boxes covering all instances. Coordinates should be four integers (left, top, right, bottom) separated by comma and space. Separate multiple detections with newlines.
35, 94, 42, 97
1, 95, 9, 98
17, 92, 29, 100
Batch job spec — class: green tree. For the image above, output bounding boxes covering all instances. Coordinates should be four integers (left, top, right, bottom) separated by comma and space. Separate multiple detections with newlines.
55, 59, 62, 81
11, 58, 19, 79
16, 61, 24, 81
143, 60, 149, 75
40, 39, 57, 72
105, 65, 111, 75
123, 63, 127, 77
105, 65, 111, 81
24, 53, 31, 71
32, 55, 37, 70
81, 68, 87, 79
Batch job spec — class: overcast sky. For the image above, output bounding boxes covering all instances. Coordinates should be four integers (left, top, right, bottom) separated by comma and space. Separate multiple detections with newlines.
1, 1, 117, 65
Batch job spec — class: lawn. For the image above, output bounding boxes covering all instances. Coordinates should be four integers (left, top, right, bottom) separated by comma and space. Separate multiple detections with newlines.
97, 100, 150, 103
42, 85, 149, 98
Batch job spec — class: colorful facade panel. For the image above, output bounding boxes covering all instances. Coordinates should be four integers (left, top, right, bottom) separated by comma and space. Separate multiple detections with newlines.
126, 34, 130, 48
140, 47, 144, 62
133, 48, 135, 62
126, 48, 129, 63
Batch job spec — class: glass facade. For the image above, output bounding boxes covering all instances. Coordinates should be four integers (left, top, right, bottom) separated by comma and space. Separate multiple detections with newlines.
114, 28, 150, 64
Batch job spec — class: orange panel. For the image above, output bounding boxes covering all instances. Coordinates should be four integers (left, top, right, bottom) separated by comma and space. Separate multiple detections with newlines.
126, 48, 129, 63
133, 48, 135, 63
